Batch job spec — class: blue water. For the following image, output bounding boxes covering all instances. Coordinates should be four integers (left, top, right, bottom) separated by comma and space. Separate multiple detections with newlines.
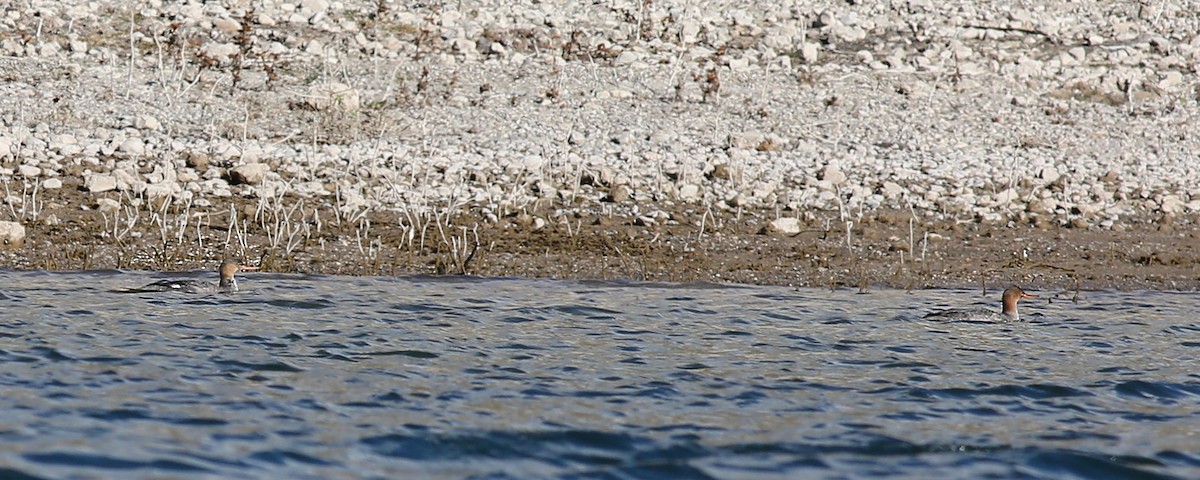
1, 270, 1198, 479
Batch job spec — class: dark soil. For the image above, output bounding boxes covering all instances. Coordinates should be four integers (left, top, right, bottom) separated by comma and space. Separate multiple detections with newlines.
3, 186, 1199, 292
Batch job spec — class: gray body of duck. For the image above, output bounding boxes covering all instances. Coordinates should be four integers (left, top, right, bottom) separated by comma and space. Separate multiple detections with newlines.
136, 260, 257, 294
925, 286, 1038, 322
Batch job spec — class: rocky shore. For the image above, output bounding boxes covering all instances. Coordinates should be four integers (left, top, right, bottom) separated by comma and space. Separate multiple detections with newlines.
0, 1, 1198, 291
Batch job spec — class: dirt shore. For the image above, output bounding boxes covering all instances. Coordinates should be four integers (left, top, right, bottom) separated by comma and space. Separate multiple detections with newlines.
2, 186, 1197, 292
1, 2, 1198, 292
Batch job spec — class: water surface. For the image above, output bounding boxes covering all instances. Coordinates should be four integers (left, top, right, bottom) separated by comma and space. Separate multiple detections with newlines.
1, 270, 1198, 479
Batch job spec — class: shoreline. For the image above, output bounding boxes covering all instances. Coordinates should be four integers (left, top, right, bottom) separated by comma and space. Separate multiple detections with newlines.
2, 187, 1197, 292
0, 1, 1198, 291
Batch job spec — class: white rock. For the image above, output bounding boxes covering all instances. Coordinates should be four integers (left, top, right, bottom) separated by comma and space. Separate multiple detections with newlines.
143, 183, 176, 200
995, 188, 1019, 204
0, 221, 25, 248
18, 165, 40, 178
614, 50, 644, 66
86, 174, 118, 193
96, 198, 120, 213
1069, 46, 1086, 62
212, 17, 241, 34
42, 178, 62, 189
822, 163, 847, 185
201, 41, 239, 61
764, 217, 802, 235
302, 0, 330, 16
1040, 166, 1061, 184
136, 115, 161, 131
728, 131, 766, 150
882, 181, 905, 199
119, 138, 145, 156
679, 184, 701, 201
113, 169, 139, 190
1160, 194, 1184, 214
229, 163, 270, 184
306, 82, 360, 112
800, 42, 820, 63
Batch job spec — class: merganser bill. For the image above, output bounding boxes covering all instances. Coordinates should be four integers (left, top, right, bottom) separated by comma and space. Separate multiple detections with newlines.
133, 260, 258, 294
924, 286, 1038, 322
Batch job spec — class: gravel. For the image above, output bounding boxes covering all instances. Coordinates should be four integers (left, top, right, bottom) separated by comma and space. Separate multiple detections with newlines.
0, 0, 1198, 234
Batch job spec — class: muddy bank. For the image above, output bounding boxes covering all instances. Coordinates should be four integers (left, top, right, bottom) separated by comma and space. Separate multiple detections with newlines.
2, 187, 1197, 292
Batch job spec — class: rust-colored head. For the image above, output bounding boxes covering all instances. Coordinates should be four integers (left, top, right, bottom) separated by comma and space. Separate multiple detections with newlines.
1001, 286, 1037, 316
218, 260, 258, 290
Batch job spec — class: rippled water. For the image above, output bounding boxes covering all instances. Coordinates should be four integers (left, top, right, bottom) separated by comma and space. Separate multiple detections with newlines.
1, 269, 1198, 479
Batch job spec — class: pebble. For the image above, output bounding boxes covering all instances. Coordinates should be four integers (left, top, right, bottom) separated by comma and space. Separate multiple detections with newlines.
678, 184, 701, 201
763, 217, 802, 235
119, 138, 145, 156
607, 184, 631, 203
821, 163, 847, 186
85, 174, 117, 193
0, 0, 1190, 236
229, 163, 270, 185
0, 221, 25, 248
18, 165, 40, 178
307, 83, 360, 112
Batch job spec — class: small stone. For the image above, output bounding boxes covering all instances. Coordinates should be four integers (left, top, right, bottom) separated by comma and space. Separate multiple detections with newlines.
800, 42, 820, 63
994, 188, 1019, 204
96, 198, 120, 213
1068, 46, 1086, 62
634, 215, 657, 227
614, 50, 644, 66
882, 181, 905, 199
1160, 194, 1184, 214
18, 165, 40, 178
607, 184, 631, 203
119, 137, 145, 156
728, 131, 766, 150
213, 18, 241, 34
201, 41, 239, 61
143, 183, 176, 200
1040, 166, 1061, 184
709, 163, 734, 181
0, 221, 25, 248
678, 184, 701, 201
302, 0, 330, 16
42, 178, 62, 189
821, 163, 847, 185
306, 83, 360, 112
229, 163, 270, 185
762, 217, 802, 235
86, 174, 118, 193
135, 115, 162, 131
187, 152, 210, 170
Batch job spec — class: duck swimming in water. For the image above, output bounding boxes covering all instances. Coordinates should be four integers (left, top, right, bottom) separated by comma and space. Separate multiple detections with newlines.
132, 259, 258, 294
925, 286, 1038, 322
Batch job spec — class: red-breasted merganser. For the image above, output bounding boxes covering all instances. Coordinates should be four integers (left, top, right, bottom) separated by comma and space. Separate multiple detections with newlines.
924, 286, 1038, 322
134, 260, 258, 294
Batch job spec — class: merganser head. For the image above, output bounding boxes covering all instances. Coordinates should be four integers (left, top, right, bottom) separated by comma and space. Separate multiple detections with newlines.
218, 260, 240, 291
218, 260, 259, 292
1001, 286, 1038, 318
